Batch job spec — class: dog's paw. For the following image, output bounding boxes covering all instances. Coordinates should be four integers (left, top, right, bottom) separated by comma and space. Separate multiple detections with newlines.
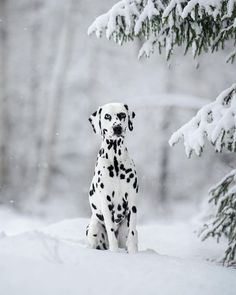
127, 245, 138, 254
109, 245, 119, 252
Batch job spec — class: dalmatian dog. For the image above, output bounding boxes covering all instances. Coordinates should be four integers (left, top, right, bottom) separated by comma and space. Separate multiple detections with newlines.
86, 103, 138, 253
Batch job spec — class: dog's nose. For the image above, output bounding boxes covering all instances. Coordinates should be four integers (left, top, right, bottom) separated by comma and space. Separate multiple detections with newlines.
113, 125, 122, 136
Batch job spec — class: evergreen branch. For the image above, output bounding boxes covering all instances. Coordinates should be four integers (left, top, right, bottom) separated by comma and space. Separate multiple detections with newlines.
169, 84, 236, 157
200, 169, 236, 266
88, 0, 236, 60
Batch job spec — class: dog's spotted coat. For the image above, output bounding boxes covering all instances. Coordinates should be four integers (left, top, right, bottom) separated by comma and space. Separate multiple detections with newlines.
86, 103, 138, 253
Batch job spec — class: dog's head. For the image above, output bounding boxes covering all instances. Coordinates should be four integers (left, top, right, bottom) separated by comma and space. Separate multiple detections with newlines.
89, 103, 135, 139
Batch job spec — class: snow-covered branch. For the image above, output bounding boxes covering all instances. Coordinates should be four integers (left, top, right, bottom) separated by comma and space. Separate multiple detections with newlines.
169, 84, 236, 157
200, 169, 236, 266
88, 0, 236, 59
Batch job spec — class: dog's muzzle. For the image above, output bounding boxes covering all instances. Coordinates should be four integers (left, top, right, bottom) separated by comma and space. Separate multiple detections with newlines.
113, 125, 122, 136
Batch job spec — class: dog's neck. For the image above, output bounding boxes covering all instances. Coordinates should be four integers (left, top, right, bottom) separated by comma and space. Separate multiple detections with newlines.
100, 137, 128, 161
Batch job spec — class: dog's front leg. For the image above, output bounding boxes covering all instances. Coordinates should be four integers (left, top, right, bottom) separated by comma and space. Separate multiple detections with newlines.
126, 204, 138, 254
101, 198, 118, 252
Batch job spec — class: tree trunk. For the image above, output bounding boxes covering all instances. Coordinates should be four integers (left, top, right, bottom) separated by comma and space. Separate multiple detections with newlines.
159, 106, 172, 207
0, 0, 10, 201
33, 0, 77, 203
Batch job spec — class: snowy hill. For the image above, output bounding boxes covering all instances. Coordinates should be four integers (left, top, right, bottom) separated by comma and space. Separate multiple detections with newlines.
0, 217, 235, 295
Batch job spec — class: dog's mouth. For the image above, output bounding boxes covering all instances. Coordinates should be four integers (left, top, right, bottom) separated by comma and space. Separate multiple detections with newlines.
114, 133, 124, 138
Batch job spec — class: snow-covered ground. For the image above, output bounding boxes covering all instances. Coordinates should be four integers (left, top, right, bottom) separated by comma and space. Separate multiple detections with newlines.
0, 209, 235, 295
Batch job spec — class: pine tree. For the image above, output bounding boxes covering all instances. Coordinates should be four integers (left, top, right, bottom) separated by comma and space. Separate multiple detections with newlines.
88, 0, 236, 266
88, 0, 236, 61
200, 169, 236, 266
169, 84, 236, 266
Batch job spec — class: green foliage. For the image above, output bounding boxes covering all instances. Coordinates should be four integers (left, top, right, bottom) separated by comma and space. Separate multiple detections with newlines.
200, 170, 236, 266
88, 0, 236, 60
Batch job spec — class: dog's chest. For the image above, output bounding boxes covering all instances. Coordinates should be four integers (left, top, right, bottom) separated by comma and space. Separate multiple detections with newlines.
90, 153, 137, 224
97, 154, 136, 192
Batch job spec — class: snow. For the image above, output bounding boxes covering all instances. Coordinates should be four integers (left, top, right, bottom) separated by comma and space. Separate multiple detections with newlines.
88, 0, 235, 58
0, 210, 235, 295
169, 84, 236, 157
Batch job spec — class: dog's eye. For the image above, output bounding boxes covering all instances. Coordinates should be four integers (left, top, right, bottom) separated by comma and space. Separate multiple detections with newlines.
104, 114, 112, 120
118, 112, 126, 120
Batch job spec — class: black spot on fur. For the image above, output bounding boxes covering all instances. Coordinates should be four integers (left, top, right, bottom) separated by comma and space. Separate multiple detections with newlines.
133, 178, 137, 189
91, 203, 97, 210
96, 245, 101, 250
107, 140, 113, 150
108, 204, 114, 211
122, 198, 128, 210
132, 206, 137, 213
99, 148, 104, 156
127, 178, 130, 183
89, 183, 96, 196
103, 129, 107, 137
100, 183, 104, 189
103, 243, 107, 250
127, 211, 131, 227
128, 120, 133, 131
115, 217, 122, 223
113, 140, 117, 154
125, 168, 132, 174
114, 156, 119, 176
107, 195, 111, 202
89, 118, 96, 133
109, 171, 114, 177
112, 191, 115, 198
117, 204, 122, 211
132, 231, 134, 236
129, 173, 134, 178
120, 174, 125, 180
125, 193, 128, 199
101, 233, 105, 239
96, 214, 104, 221
108, 165, 114, 172
118, 149, 121, 156
117, 112, 126, 121
93, 234, 97, 237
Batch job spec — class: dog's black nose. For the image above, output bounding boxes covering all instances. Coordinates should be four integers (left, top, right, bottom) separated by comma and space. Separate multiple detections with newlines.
113, 125, 122, 136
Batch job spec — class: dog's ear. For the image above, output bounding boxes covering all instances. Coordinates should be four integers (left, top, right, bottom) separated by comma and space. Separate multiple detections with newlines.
124, 104, 135, 131
88, 107, 102, 134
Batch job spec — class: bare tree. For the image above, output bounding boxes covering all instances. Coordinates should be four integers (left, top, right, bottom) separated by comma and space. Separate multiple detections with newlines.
33, 0, 77, 203
0, 0, 10, 201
